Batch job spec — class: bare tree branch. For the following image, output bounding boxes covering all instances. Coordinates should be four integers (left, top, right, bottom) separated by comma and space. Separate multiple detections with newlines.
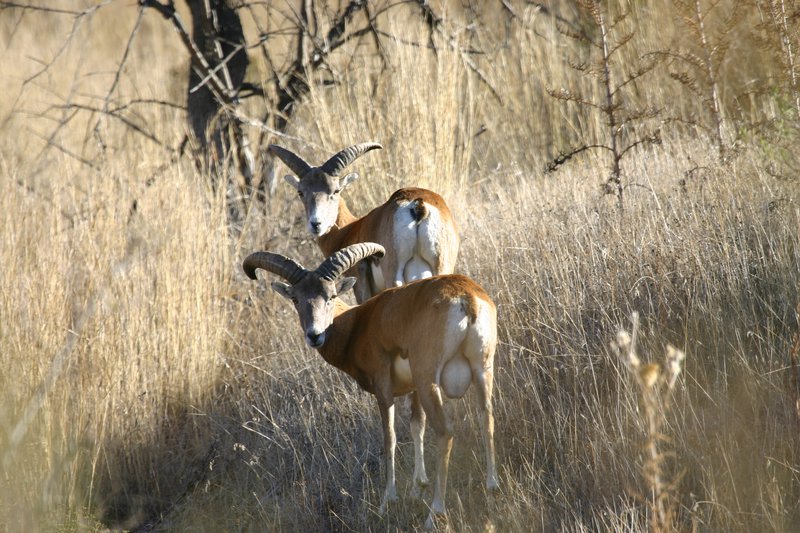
140, 0, 232, 103
51, 102, 166, 148
413, 0, 503, 104
92, 5, 147, 155
545, 142, 614, 173
0, 1, 92, 16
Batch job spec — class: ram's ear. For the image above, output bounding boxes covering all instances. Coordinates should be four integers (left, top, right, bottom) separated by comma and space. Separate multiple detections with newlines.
283, 174, 301, 190
271, 281, 294, 300
337, 276, 357, 294
339, 172, 359, 190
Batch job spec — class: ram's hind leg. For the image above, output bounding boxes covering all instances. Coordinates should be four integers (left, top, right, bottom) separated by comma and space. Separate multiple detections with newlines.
416, 382, 452, 530
472, 364, 498, 490
465, 302, 499, 490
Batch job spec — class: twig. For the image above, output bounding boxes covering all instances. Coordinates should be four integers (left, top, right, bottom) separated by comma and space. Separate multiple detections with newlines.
93, 5, 146, 153
414, 0, 503, 104
0, 1, 89, 16
545, 143, 613, 173
140, 0, 232, 104
189, 42, 245, 95
0, 1, 108, 134
51, 103, 167, 149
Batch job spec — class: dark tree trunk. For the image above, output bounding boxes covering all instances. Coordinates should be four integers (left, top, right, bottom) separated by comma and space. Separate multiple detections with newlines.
185, 0, 252, 179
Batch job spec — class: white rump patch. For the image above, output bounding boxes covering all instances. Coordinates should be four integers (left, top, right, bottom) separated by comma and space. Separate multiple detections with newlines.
416, 204, 445, 270
470, 298, 496, 358
436, 303, 472, 398
392, 201, 451, 286
462, 297, 497, 376
392, 205, 417, 286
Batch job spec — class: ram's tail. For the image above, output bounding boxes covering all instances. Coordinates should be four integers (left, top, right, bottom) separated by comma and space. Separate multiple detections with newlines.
409, 198, 428, 222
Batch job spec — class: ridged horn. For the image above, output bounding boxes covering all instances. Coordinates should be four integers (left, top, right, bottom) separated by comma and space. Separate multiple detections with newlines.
243, 252, 307, 285
319, 142, 382, 177
268, 144, 313, 177
315, 243, 386, 281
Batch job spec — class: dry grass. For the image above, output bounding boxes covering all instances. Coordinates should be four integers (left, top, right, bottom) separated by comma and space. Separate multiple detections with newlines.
1, 1, 799, 531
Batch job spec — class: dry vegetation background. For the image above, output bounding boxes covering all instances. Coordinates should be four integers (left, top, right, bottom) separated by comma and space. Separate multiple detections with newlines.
1, 0, 800, 531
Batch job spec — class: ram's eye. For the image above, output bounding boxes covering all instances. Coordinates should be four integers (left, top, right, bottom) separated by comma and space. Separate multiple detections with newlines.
329, 294, 337, 302
291, 296, 298, 304
297, 191, 304, 198
334, 188, 341, 195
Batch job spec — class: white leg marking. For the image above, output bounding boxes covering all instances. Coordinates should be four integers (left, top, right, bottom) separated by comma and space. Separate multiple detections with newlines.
378, 398, 397, 514
409, 391, 429, 497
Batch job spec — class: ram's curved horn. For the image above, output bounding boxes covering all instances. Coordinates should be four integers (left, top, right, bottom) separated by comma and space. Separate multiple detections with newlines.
243, 252, 307, 285
315, 243, 386, 281
268, 144, 313, 177
319, 142, 382, 177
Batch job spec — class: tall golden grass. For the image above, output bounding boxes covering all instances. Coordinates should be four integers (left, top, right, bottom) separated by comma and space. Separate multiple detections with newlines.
1, 1, 799, 531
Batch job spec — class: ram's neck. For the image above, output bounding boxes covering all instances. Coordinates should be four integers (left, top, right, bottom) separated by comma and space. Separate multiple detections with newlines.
317, 198, 359, 256
316, 299, 359, 375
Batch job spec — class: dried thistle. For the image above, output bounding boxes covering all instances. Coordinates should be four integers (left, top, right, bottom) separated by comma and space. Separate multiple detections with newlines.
612, 313, 687, 532
665, 344, 686, 390
639, 363, 661, 388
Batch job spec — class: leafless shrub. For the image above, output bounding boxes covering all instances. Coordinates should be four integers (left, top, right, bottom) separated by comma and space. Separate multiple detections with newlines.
746, 0, 800, 178
753, 0, 800, 121
546, 0, 663, 209
654, 0, 744, 161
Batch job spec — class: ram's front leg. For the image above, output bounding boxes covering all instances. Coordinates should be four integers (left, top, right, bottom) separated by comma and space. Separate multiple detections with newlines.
376, 387, 398, 514
409, 391, 429, 497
